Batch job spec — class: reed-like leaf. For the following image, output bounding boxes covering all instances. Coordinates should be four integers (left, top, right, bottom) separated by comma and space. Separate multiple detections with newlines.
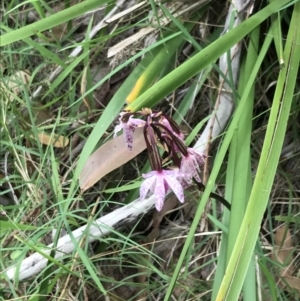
216, 3, 300, 300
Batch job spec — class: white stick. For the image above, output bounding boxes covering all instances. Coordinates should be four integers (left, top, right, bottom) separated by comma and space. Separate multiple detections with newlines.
5, 196, 156, 280
194, 0, 253, 154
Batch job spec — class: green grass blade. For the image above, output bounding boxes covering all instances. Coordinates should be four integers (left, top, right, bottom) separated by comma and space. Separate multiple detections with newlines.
0, 0, 108, 46
211, 25, 260, 301
216, 3, 300, 300
0, 220, 41, 231
225, 46, 256, 264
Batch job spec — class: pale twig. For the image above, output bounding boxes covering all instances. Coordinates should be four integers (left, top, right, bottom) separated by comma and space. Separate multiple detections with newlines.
4, 195, 156, 280
194, 0, 254, 156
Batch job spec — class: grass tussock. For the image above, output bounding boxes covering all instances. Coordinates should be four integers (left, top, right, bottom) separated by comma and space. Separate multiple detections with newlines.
0, 1, 300, 300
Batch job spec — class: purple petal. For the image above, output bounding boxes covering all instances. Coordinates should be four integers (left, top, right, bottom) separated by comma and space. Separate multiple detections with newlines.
139, 174, 157, 201
114, 123, 124, 137
180, 148, 206, 183
139, 169, 186, 211
142, 170, 157, 179
163, 170, 184, 203
180, 156, 201, 182
153, 173, 166, 211
161, 117, 173, 132
114, 113, 146, 150
123, 125, 134, 150
188, 148, 206, 165
155, 198, 164, 211
177, 171, 192, 188
128, 116, 145, 128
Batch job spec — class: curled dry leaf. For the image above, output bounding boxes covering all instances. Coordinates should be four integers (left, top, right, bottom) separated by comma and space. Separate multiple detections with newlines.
282, 275, 300, 291
271, 224, 300, 293
21, 102, 69, 148
80, 66, 91, 112
79, 127, 146, 192
1, 70, 31, 101
46, 0, 81, 41
32, 132, 69, 148
272, 224, 293, 276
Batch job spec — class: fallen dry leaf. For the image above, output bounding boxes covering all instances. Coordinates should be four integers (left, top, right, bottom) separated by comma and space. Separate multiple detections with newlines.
21, 101, 54, 127
283, 275, 300, 291
1, 70, 31, 101
79, 127, 146, 191
47, 0, 81, 41
80, 65, 91, 112
272, 224, 294, 276
32, 132, 69, 148
271, 223, 300, 294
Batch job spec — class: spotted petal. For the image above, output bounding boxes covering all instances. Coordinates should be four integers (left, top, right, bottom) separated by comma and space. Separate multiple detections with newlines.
114, 113, 145, 150
180, 148, 206, 183
153, 174, 166, 211
162, 170, 184, 203
139, 171, 157, 201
